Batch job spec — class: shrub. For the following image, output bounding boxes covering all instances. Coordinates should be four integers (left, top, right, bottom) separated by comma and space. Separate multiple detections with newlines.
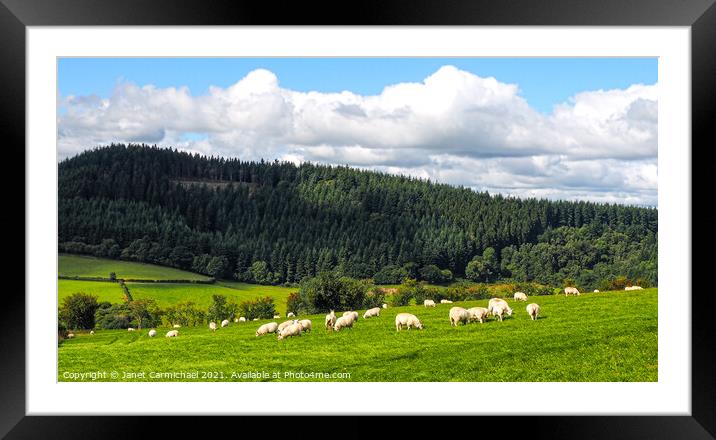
373, 265, 409, 284
162, 301, 205, 327
58, 317, 68, 342
390, 279, 420, 306
95, 302, 133, 329
239, 296, 276, 320
207, 294, 229, 323
128, 298, 162, 329
60, 292, 99, 330
297, 272, 371, 313
108, 272, 117, 281
363, 289, 386, 309
286, 291, 301, 315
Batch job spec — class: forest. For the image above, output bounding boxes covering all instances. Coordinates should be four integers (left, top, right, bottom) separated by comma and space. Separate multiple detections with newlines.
58, 144, 658, 290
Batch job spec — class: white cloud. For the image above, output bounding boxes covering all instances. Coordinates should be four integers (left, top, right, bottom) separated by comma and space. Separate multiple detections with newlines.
57, 65, 658, 205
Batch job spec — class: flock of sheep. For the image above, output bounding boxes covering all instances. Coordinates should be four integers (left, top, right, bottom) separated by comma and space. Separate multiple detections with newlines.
68, 285, 644, 340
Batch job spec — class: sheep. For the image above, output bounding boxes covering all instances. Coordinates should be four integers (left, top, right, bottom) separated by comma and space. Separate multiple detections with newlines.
382, 303, 388, 309
526, 303, 540, 320
334, 315, 355, 331
287, 312, 295, 318
395, 313, 424, 331
449, 307, 470, 326
255, 322, 279, 336
127, 327, 135, 332
564, 286, 580, 296
239, 317, 246, 322
487, 298, 513, 322
221, 319, 229, 328
467, 307, 490, 323
234, 318, 239, 323
424, 299, 436, 307
148, 329, 157, 337
89, 330, 95, 335
363, 307, 381, 319
273, 314, 281, 319
513, 292, 528, 301
625, 286, 644, 291
593, 289, 600, 293
173, 324, 181, 328
277, 322, 303, 340
67, 333, 75, 339
209, 322, 217, 332
298, 319, 312, 332
325, 310, 337, 330
440, 299, 453, 304
343, 311, 359, 321
253, 318, 259, 321
165, 330, 179, 338
278, 319, 298, 333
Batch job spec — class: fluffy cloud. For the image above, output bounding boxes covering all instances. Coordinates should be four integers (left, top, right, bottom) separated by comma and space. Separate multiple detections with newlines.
57, 66, 658, 206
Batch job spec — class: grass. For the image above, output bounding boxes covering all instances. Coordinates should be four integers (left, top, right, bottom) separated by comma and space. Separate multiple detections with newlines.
58, 288, 658, 382
58, 280, 127, 305
59, 254, 211, 281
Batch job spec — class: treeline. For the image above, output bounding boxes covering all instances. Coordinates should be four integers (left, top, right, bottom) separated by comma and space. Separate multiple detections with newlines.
58, 144, 658, 289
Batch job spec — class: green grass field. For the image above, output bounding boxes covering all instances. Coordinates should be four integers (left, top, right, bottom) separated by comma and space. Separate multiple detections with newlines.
59, 254, 211, 281
58, 279, 127, 305
58, 289, 658, 382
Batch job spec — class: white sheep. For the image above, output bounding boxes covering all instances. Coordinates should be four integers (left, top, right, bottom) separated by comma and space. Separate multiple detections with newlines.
467, 307, 490, 323
278, 319, 298, 333
173, 324, 181, 328
449, 307, 470, 326
255, 322, 278, 336
526, 303, 540, 320
424, 299, 436, 307
363, 307, 381, 319
165, 330, 179, 338
67, 333, 75, 339
287, 312, 295, 318
343, 311, 359, 321
89, 330, 95, 335
298, 319, 312, 332
239, 317, 246, 322
488, 298, 513, 322
148, 329, 157, 337
234, 318, 239, 323
395, 313, 424, 331
382, 303, 388, 309
564, 286, 580, 296
593, 289, 600, 293
334, 315, 355, 331
277, 322, 303, 340
127, 327, 135, 332
253, 318, 259, 321
625, 286, 644, 291
325, 310, 337, 330
273, 314, 281, 319
209, 322, 217, 332
221, 319, 229, 328
440, 299, 453, 304
513, 292, 528, 301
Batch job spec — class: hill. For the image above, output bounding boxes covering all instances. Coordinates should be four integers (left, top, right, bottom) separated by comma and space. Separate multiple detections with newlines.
58, 144, 657, 290
59, 254, 211, 281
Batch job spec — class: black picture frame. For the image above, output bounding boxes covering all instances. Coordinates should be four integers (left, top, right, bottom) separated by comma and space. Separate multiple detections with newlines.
1, 0, 712, 437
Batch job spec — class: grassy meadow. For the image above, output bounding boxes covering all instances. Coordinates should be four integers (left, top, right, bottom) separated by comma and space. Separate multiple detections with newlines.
59, 254, 212, 280
58, 288, 658, 382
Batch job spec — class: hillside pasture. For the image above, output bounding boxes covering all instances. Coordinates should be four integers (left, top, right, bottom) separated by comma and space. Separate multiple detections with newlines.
58, 288, 657, 382
59, 254, 211, 281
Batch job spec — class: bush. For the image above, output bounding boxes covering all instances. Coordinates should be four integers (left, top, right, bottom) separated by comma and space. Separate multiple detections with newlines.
390, 279, 420, 306
297, 272, 371, 313
58, 317, 68, 342
95, 303, 133, 329
60, 292, 99, 330
162, 301, 205, 327
128, 298, 162, 329
286, 291, 301, 315
363, 289, 386, 309
239, 296, 276, 320
207, 294, 229, 323
373, 265, 409, 285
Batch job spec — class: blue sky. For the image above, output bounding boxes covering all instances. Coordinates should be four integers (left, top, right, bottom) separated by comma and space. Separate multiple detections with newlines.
57, 58, 658, 206
58, 57, 656, 114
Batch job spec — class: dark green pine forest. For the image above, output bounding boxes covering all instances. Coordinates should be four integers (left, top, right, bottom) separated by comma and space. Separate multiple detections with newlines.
58, 144, 657, 290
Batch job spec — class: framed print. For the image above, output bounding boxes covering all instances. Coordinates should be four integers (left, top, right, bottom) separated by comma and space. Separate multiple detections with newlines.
2, 0, 714, 437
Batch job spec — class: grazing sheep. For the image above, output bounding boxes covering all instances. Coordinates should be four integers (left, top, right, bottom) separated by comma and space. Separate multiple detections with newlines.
239, 317, 246, 322
526, 303, 540, 320
440, 299, 453, 304
278, 320, 298, 333
277, 322, 303, 340
89, 330, 95, 335
343, 311, 359, 321
298, 319, 312, 332
625, 286, 644, 291
209, 322, 217, 332
253, 318, 259, 321
273, 314, 281, 319
564, 286, 580, 296
325, 310, 337, 330
593, 289, 600, 293
287, 312, 295, 318
449, 307, 470, 326
513, 292, 528, 301
67, 333, 75, 339
255, 322, 279, 336
173, 324, 181, 328
395, 313, 424, 331
363, 307, 381, 319
424, 299, 436, 307
165, 330, 179, 338
382, 303, 388, 309
221, 319, 229, 328
334, 315, 355, 331
127, 327, 135, 332
148, 329, 157, 337
234, 318, 238, 323
467, 307, 490, 323
488, 298, 513, 322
